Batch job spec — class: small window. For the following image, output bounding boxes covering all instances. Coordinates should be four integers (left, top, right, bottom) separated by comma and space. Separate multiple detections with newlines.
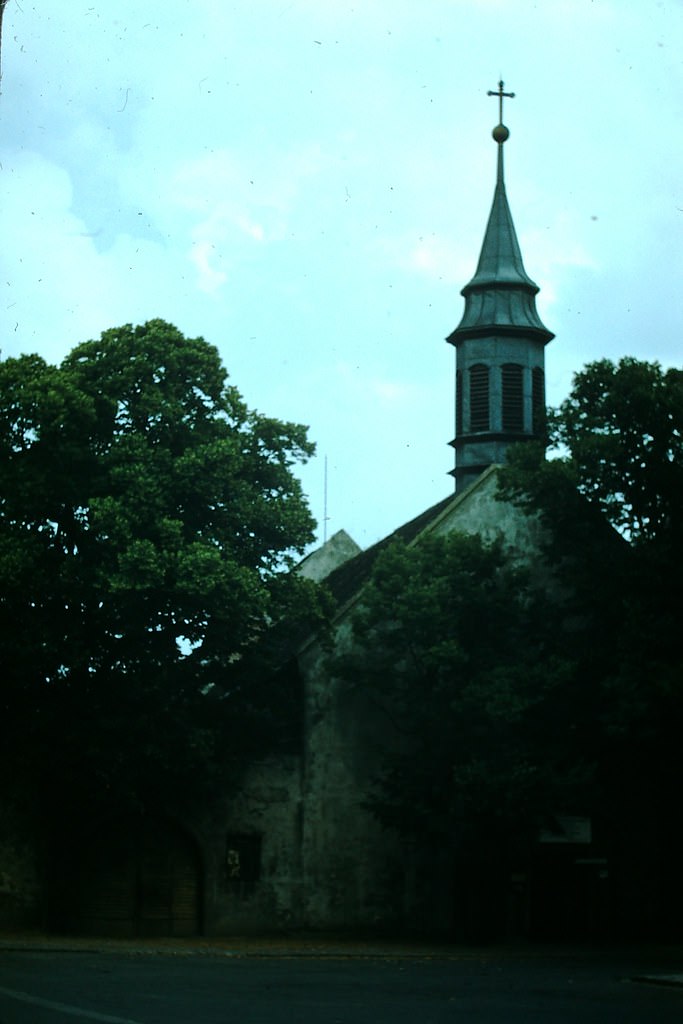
469, 364, 489, 432
502, 363, 524, 432
532, 367, 545, 435
225, 834, 261, 886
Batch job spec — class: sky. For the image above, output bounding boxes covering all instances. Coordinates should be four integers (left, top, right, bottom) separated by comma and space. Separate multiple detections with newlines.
1, 0, 682, 551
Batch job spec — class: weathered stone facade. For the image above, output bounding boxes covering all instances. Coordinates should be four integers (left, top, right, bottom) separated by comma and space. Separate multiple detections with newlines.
190, 467, 549, 937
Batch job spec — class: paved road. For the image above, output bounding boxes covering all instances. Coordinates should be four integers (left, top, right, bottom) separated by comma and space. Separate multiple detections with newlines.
0, 949, 682, 1023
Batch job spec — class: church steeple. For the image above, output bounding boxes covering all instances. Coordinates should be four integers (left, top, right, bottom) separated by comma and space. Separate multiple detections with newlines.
447, 82, 554, 491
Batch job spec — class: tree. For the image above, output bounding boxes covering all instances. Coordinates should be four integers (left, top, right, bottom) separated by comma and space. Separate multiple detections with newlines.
0, 319, 320, 820
335, 532, 582, 844
331, 357, 683, 937
333, 530, 594, 939
499, 356, 683, 935
499, 358, 683, 745
550, 357, 683, 543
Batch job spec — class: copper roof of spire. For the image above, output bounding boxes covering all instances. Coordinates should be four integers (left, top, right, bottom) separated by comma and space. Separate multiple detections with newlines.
448, 87, 554, 345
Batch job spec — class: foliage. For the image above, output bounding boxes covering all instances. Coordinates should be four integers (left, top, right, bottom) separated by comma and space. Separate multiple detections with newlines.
499, 356, 683, 855
337, 356, 683, 878
548, 357, 683, 544
0, 320, 320, 819
334, 532, 583, 843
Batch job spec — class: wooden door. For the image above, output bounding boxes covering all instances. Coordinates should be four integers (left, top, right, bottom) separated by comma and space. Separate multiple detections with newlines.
71, 816, 201, 937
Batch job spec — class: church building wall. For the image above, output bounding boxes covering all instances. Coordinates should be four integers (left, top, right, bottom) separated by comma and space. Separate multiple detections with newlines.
202, 755, 305, 934
257, 469, 549, 936
296, 620, 454, 933
301, 623, 405, 930
427, 467, 546, 561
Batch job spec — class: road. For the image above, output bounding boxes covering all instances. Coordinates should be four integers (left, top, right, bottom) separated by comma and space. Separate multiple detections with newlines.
0, 949, 682, 1023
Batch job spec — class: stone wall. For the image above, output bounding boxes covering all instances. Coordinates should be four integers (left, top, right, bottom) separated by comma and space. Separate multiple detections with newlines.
297, 621, 453, 934
428, 466, 546, 561
202, 755, 305, 934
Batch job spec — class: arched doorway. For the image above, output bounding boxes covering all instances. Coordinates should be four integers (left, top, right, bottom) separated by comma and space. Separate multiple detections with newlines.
57, 814, 202, 937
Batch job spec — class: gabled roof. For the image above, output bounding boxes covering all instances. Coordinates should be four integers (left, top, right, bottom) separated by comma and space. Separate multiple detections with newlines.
321, 492, 455, 614
295, 529, 362, 583
251, 487, 472, 672
319, 465, 504, 623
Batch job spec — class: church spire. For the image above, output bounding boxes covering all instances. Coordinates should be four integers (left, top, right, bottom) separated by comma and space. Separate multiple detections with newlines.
446, 82, 554, 491
451, 82, 553, 341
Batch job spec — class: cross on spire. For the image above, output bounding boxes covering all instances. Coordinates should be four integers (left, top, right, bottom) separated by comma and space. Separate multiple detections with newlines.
487, 79, 515, 124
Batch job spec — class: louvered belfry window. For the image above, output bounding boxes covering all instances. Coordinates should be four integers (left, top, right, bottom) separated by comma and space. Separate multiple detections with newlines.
469, 364, 489, 432
502, 363, 524, 432
532, 366, 545, 435
456, 369, 463, 435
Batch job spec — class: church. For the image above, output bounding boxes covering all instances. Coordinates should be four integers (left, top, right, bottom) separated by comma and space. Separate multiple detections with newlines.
3, 87, 611, 940
201, 85, 602, 942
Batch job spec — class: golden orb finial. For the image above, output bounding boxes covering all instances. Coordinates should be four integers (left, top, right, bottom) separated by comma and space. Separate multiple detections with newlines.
492, 123, 510, 144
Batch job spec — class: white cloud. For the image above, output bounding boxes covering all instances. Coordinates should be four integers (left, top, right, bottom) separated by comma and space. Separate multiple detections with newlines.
0, 148, 200, 360
189, 240, 228, 295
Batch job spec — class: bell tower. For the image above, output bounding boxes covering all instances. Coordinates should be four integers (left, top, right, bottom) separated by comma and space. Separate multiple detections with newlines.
447, 82, 554, 490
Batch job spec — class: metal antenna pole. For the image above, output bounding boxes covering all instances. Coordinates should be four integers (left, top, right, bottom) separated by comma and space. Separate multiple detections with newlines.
323, 455, 328, 544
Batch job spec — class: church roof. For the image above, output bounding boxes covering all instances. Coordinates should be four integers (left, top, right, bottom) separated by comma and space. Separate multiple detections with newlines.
295, 529, 362, 583
448, 132, 554, 344
321, 491, 456, 613
253, 492, 461, 672
315, 464, 509, 625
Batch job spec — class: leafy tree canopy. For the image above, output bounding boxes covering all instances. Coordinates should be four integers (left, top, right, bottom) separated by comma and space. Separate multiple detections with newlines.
0, 320, 320, 817
337, 357, 682, 861
334, 532, 584, 844
505, 357, 683, 547
499, 356, 683, 823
